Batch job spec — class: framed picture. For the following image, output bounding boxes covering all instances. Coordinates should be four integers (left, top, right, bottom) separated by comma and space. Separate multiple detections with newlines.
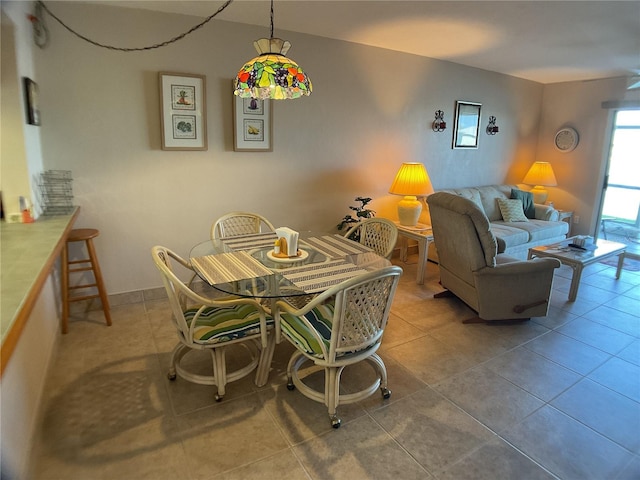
453, 101, 482, 149
23, 77, 40, 126
233, 93, 272, 152
159, 72, 207, 150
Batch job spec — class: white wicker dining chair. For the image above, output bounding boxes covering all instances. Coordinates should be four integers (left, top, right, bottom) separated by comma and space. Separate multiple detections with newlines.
273, 265, 403, 428
344, 218, 399, 259
211, 211, 276, 239
151, 245, 274, 401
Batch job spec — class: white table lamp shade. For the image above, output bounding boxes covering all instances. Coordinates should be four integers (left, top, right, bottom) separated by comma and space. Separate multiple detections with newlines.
523, 161, 557, 204
389, 163, 434, 226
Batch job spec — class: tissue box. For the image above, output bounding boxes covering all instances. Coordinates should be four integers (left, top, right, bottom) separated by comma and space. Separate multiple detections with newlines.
275, 227, 299, 256
573, 235, 593, 247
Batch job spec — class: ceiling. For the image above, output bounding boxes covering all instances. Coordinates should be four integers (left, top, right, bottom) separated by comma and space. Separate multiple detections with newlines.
88, 1, 640, 84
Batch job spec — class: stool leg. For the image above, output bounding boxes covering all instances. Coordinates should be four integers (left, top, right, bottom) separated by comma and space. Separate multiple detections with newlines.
61, 241, 70, 334
86, 238, 112, 327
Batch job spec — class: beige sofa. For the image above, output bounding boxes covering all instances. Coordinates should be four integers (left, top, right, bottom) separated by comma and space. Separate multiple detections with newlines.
438, 184, 569, 257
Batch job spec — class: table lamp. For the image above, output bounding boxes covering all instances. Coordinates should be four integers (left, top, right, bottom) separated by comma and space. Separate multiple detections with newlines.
389, 162, 434, 226
523, 161, 557, 204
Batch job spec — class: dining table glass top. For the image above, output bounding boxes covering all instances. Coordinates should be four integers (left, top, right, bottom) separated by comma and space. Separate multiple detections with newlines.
189, 231, 391, 298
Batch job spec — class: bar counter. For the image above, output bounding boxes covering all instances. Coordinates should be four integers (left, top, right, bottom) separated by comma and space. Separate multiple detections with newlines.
0, 208, 79, 375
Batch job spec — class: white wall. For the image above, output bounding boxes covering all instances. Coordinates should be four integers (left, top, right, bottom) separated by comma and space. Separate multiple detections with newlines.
1, 3, 44, 218
537, 77, 640, 236
31, 2, 544, 295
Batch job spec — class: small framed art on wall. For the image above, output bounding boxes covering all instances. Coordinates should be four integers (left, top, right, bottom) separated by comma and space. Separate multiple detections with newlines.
159, 72, 207, 151
233, 93, 273, 152
453, 101, 482, 149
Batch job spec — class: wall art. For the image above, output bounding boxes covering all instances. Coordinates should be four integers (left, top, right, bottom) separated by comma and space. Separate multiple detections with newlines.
159, 72, 207, 150
23, 77, 40, 126
233, 93, 272, 152
453, 101, 482, 149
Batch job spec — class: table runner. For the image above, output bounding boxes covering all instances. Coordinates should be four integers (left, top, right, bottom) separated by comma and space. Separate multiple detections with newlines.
221, 232, 278, 251
301, 234, 373, 259
281, 259, 369, 293
191, 251, 273, 285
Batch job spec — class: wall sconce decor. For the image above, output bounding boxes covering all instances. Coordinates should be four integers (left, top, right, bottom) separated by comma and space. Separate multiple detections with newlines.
486, 116, 499, 135
432, 110, 446, 132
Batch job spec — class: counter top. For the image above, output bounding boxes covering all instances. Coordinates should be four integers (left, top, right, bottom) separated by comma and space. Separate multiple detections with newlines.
1, 208, 79, 375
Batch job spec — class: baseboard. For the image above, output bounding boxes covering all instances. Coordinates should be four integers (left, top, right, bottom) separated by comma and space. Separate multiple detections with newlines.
75, 244, 423, 311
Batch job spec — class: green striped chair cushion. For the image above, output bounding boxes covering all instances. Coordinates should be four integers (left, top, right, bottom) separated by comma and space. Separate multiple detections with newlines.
184, 303, 273, 344
280, 304, 335, 357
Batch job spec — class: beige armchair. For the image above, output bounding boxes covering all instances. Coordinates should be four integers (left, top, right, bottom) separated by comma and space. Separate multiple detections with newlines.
426, 192, 560, 322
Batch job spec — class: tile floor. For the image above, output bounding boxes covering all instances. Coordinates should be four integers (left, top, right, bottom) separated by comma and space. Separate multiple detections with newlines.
29, 256, 640, 480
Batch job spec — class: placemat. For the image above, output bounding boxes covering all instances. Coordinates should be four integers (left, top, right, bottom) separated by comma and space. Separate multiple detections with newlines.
191, 251, 273, 285
301, 234, 373, 259
282, 259, 369, 293
221, 232, 278, 251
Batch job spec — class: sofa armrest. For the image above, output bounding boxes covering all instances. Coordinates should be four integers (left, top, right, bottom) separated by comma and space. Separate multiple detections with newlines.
534, 203, 559, 221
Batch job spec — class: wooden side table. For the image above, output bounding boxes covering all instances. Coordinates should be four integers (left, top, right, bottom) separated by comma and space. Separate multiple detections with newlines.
394, 222, 434, 285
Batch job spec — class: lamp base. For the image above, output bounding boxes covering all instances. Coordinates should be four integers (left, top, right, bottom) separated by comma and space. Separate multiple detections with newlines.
530, 186, 548, 204
397, 196, 422, 226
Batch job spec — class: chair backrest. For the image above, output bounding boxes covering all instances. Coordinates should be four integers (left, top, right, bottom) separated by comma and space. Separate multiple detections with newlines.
152, 245, 269, 348
426, 192, 498, 284
344, 218, 398, 259
278, 266, 402, 362
211, 212, 276, 239
151, 245, 197, 337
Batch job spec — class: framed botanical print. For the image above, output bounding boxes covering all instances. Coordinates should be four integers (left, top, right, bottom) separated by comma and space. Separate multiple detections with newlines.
233, 93, 273, 152
453, 101, 482, 149
159, 72, 207, 150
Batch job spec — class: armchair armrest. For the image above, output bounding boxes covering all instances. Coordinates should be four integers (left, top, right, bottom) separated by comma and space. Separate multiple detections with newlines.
472, 257, 561, 320
534, 203, 559, 221
477, 257, 561, 276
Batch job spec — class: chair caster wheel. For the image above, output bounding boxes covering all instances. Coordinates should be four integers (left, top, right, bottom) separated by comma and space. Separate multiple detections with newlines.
167, 372, 177, 381
287, 382, 295, 391
382, 388, 391, 399
215, 394, 223, 402
330, 416, 341, 429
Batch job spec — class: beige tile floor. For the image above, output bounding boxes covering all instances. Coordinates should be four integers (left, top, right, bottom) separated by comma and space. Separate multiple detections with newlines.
29, 256, 640, 479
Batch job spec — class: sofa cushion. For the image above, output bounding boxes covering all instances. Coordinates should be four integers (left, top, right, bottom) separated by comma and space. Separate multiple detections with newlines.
490, 222, 531, 251
504, 220, 569, 243
497, 198, 530, 222
510, 188, 535, 219
448, 188, 485, 214
477, 185, 512, 221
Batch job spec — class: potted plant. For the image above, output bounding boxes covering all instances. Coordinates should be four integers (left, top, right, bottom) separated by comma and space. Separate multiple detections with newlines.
337, 196, 376, 240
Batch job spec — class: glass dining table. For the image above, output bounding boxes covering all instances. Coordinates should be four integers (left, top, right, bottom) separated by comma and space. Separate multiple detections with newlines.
189, 231, 392, 302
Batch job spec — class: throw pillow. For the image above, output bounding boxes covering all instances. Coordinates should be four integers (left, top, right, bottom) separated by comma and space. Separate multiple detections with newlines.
510, 188, 535, 219
497, 198, 529, 222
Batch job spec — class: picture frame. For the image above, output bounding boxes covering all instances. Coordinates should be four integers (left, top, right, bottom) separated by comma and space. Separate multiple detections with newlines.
453, 101, 482, 149
233, 93, 272, 152
23, 77, 40, 126
159, 72, 207, 151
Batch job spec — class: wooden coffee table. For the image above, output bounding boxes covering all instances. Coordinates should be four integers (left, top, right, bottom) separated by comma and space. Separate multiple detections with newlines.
528, 237, 626, 301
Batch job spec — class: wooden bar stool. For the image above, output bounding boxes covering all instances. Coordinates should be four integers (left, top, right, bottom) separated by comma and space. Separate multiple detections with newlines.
61, 228, 112, 334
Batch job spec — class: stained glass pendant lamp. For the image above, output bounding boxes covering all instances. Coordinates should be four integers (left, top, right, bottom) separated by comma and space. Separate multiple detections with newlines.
234, 0, 312, 100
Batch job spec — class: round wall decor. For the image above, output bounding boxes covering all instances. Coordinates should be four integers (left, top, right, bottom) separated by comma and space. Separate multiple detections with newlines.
554, 127, 579, 152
